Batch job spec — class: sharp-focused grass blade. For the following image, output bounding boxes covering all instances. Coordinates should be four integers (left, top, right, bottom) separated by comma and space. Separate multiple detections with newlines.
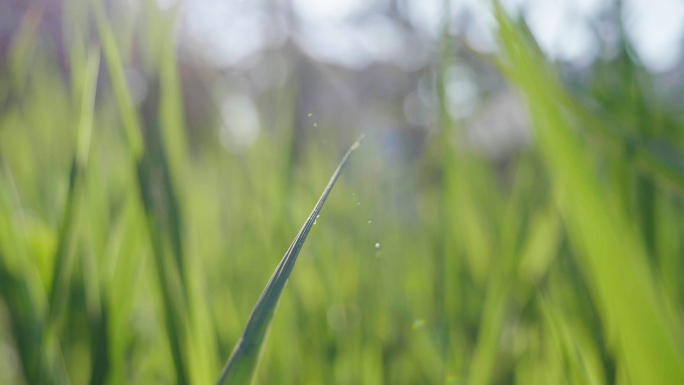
216, 135, 365, 385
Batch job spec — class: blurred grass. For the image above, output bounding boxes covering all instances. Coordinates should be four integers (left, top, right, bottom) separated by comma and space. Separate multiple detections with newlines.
0, 0, 684, 384
495, 4, 684, 384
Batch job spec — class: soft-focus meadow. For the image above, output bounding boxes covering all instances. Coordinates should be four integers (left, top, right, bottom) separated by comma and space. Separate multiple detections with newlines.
1, 0, 684, 384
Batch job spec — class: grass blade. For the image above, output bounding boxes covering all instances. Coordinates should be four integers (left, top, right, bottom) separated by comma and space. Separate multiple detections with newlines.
89, 0, 143, 161
46, 46, 100, 334
495, 4, 684, 384
216, 135, 365, 385
478, 40, 684, 197
91, 2, 193, 382
0, 169, 59, 384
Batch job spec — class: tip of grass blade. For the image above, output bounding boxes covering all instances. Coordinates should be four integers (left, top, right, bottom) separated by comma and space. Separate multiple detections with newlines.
350, 134, 365, 151
215, 136, 364, 385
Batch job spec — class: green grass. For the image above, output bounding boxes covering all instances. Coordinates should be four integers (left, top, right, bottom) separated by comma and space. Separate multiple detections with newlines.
0, 0, 683, 384
216, 135, 364, 384
495, 5, 684, 383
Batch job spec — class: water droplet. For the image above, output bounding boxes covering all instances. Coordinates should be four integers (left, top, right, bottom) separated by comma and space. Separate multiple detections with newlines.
375, 243, 380, 249
316, 215, 320, 218
308, 113, 312, 117
412, 319, 425, 330
367, 220, 372, 224
314, 220, 317, 225
357, 202, 360, 205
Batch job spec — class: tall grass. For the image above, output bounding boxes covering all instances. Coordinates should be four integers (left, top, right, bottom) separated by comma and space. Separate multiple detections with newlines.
0, 1, 683, 384
495, 6, 684, 382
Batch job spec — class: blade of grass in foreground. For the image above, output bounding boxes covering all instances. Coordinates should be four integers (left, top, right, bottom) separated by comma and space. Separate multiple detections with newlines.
495, 3, 684, 384
216, 135, 365, 385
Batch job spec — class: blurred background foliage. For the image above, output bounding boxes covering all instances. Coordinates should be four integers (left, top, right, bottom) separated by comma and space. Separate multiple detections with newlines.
1, 0, 684, 384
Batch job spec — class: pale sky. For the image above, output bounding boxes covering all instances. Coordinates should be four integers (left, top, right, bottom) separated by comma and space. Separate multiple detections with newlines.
181, 0, 684, 72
